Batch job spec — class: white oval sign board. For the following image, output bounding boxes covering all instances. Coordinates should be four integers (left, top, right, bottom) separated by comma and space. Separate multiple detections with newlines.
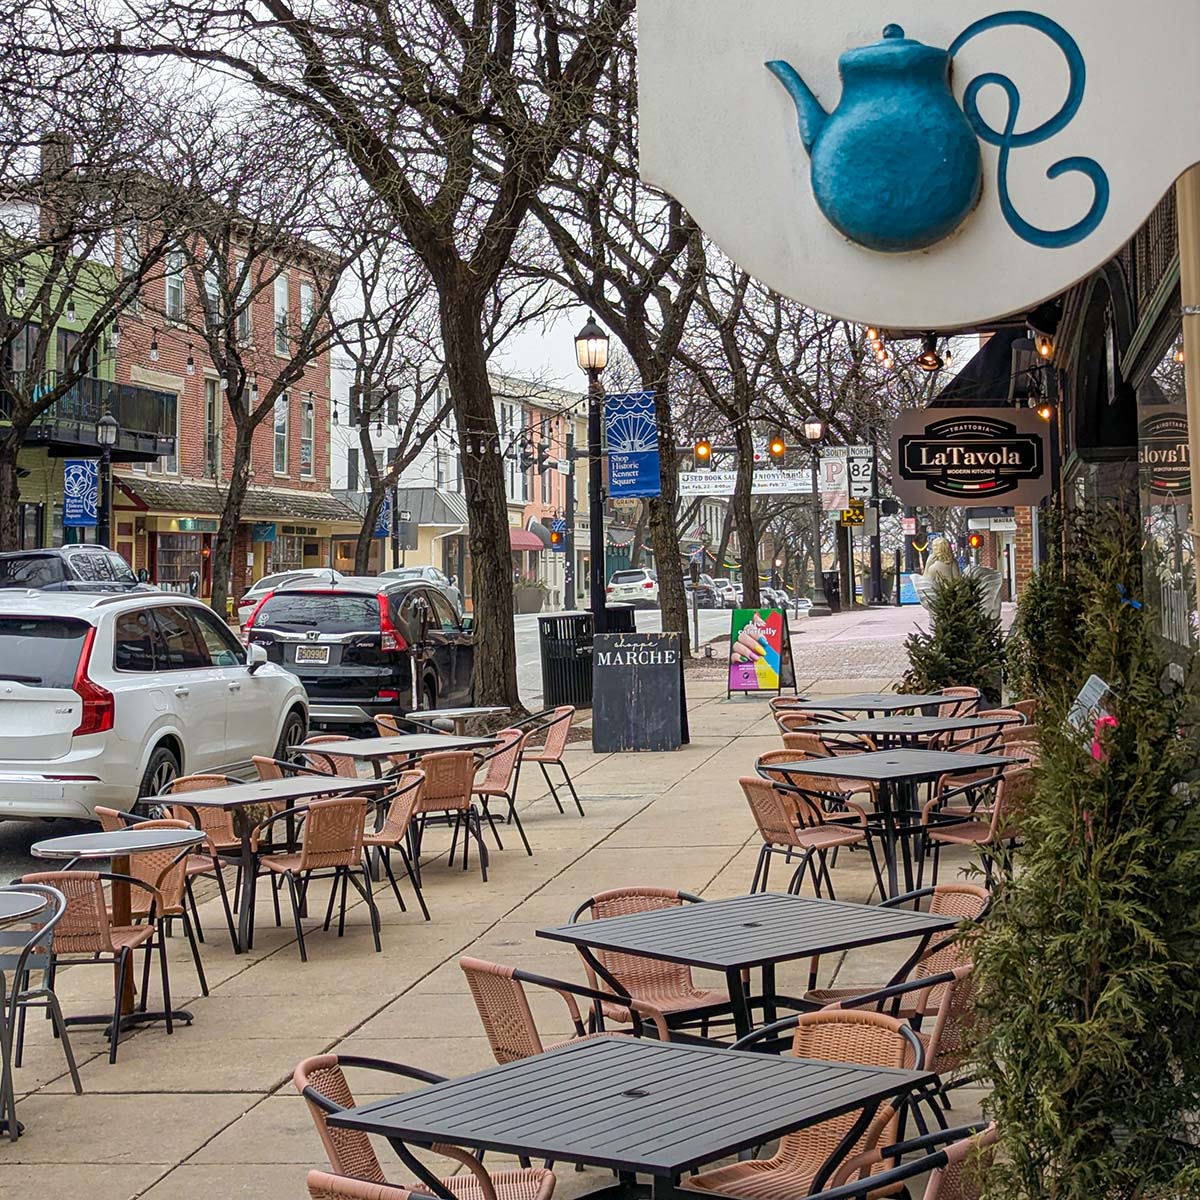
638, 1, 1200, 328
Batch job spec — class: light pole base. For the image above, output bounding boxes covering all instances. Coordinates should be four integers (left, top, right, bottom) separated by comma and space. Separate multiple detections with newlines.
806, 603, 833, 618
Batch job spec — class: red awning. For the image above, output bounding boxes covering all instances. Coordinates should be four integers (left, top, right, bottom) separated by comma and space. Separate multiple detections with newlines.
509, 528, 543, 552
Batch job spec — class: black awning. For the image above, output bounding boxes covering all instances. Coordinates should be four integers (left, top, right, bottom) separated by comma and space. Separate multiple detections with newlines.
933, 329, 1027, 407
525, 519, 554, 548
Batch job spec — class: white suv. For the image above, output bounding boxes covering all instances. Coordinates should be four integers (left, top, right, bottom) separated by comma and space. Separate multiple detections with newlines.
606, 568, 659, 608
0, 591, 309, 822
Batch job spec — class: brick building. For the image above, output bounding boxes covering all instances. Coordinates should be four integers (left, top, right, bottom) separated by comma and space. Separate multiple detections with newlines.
111, 240, 359, 609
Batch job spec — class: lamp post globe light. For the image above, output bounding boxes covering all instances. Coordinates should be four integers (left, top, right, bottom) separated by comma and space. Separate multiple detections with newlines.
95, 411, 120, 548
574, 315, 610, 635
804, 416, 832, 617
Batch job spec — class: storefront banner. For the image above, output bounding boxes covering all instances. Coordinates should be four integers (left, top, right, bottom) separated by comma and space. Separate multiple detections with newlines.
373, 491, 393, 539
1139, 408, 1192, 501
728, 608, 797, 695
891, 407, 1051, 507
63, 460, 99, 528
678, 469, 812, 498
605, 392, 661, 499
251, 523, 277, 543
640, 1, 1200, 328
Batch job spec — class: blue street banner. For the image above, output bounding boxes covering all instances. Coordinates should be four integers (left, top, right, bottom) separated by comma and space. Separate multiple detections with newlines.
63, 460, 99, 528
605, 391, 661, 499
373, 490, 393, 539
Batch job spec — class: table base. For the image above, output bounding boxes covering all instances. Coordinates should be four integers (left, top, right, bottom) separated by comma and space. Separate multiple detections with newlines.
64, 1008, 195, 1036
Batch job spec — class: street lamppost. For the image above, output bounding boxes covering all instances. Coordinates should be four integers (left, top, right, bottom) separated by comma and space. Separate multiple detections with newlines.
574, 314, 610, 635
95, 411, 120, 548
804, 415, 831, 616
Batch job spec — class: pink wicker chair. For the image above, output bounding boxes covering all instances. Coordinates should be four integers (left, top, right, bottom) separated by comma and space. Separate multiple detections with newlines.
685, 1011, 921, 1200
1009, 698, 1039, 720
472, 728, 531, 855
414, 750, 489, 882
776, 710, 818, 733
522, 706, 583, 816
302, 735, 362, 779
937, 688, 981, 718
460, 956, 670, 1063
308, 1169, 556, 1200
362, 771, 429, 920
741, 776, 882, 901
258, 796, 380, 961
21, 869, 160, 1062
569, 888, 729, 1039
295, 1055, 556, 1200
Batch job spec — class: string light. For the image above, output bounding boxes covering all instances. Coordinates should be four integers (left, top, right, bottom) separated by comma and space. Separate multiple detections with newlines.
865, 327, 879, 342
1035, 333, 1054, 359
1174, 345, 1186, 364
110, 321, 121, 348
185, 344, 195, 375
65, 292, 77, 322
149, 328, 159, 362
15, 277, 26, 302
917, 333, 943, 372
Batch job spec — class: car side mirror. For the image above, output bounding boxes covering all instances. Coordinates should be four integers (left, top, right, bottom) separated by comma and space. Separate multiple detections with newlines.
461, 614, 475, 634
246, 642, 268, 674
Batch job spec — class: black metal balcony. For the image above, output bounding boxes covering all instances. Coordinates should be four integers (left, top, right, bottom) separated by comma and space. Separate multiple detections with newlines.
7, 372, 177, 463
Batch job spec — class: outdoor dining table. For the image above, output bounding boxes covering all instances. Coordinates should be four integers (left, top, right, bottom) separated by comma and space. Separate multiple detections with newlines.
327, 1035, 938, 1199
779, 693, 950, 718
538, 892, 959, 1041
31, 827, 207, 1029
808, 714, 1018, 748
319, 733, 500, 778
766, 749, 1012, 898
408, 707, 509, 734
0, 889, 50, 1139
164, 774, 388, 953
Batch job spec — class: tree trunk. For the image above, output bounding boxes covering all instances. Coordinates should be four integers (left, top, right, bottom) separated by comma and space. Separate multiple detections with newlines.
714, 506, 734, 592
0, 427, 26, 552
732, 420, 760, 607
356, 485, 386, 574
440, 292, 522, 709
630, 502, 649, 569
209, 429, 253, 619
646, 379, 690, 655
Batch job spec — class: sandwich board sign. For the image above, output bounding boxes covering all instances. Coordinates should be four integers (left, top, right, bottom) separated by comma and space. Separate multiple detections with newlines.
728, 609, 798, 698
639, 1, 1200, 328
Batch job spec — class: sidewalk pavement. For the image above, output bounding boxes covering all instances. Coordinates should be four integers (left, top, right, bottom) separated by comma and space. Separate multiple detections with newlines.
1, 672, 983, 1199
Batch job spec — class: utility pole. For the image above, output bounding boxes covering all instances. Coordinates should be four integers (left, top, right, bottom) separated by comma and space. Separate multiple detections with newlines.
563, 429, 577, 610
868, 443, 884, 605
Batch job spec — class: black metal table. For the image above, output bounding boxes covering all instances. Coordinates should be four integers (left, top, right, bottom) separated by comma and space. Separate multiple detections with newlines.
809, 714, 1015, 748
328, 1036, 937, 1198
767, 749, 1011, 897
781, 693, 949, 718
538, 892, 957, 1040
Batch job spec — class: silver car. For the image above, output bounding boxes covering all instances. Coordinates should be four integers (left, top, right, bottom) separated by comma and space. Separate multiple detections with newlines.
607, 568, 659, 608
379, 565, 463, 614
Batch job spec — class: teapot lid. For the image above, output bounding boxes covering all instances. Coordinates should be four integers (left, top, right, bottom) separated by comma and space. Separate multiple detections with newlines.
839, 23, 950, 74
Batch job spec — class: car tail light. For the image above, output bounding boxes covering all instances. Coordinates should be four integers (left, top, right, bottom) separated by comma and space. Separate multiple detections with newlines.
378, 593, 408, 653
73, 627, 114, 737
606, 586, 614, 593
643, 581, 654, 589
243, 590, 274, 630
374, 689, 402, 703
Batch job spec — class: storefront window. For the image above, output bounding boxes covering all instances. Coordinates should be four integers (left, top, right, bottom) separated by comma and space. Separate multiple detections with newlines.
300, 397, 314, 476
274, 533, 304, 572
274, 393, 290, 475
155, 533, 203, 592
204, 378, 222, 478
1137, 342, 1197, 650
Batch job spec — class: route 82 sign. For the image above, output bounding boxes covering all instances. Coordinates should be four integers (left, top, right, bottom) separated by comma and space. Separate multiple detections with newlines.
847, 447, 874, 500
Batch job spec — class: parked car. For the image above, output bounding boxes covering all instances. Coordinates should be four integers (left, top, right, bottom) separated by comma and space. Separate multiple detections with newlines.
237, 568, 342, 627
794, 596, 814, 615
0, 545, 142, 594
246, 576, 474, 731
378, 565, 463, 614
607, 568, 659, 608
713, 578, 737, 608
684, 577, 719, 609
0, 591, 308, 822
732, 583, 744, 606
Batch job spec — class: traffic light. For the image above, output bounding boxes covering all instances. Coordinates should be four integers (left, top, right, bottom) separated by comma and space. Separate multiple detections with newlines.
694, 438, 713, 467
549, 529, 563, 548
518, 442, 536, 472
768, 434, 787, 460
536, 442, 551, 473
968, 532, 984, 551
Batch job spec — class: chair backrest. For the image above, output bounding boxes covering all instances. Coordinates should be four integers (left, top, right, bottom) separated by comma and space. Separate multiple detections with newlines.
816, 729, 876, 755
938, 687, 981, 718
1008, 698, 1038, 721
374, 713, 403, 738
921, 965, 978, 1078
757, 749, 811, 786
165, 774, 240, 847
0, 883, 64, 989
294, 1055, 386, 1183
577, 888, 699, 1002
124, 818, 194, 914
377, 771, 426, 839
476, 728, 526, 792
778, 731, 831, 758
302, 736, 360, 779
307, 1170, 411, 1200
999, 724, 1037, 746
776, 710, 816, 733
914, 884, 989, 981
924, 1124, 999, 1200
741, 776, 807, 849
298, 797, 368, 871
417, 751, 477, 812
95, 806, 132, 833
975, 708, 1025, 728
253, 755, 285, 781
460, 956, 546, 1063
992, 767, 1035, 839
532, 706, 574, 761
21, 871, 112, 954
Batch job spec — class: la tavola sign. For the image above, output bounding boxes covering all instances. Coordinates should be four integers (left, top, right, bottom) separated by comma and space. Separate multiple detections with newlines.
638, 1, 1200, 328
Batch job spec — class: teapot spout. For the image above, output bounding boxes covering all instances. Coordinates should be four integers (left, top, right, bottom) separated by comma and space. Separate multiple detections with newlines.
766, 60, 827, 154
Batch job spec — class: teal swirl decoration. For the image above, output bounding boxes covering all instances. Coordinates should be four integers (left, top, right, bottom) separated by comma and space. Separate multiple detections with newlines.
949, 10, 1109, 249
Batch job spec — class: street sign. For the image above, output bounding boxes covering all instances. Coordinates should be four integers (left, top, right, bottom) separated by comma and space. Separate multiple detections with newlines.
605, 391, 661, 498
902, 517, 917, 535
678, 469, 812, 497
840, 501, 865, 526
848, 446, 874, 500
556, 459, 570, 476
399, 510, 412, 522
820, 447, 850, 511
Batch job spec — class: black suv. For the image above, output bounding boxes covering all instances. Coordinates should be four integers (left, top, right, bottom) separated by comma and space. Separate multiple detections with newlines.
0, 545, 141, 592
246, 577, 475, 731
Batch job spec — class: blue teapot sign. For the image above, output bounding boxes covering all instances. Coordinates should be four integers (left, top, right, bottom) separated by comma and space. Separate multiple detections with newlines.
638, 1, 1194, 328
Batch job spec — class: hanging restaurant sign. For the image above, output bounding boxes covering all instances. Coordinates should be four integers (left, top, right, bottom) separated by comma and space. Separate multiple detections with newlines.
891, 407, 1050, 507
1139, 409, 1192, 501
638, 2, 1200, 328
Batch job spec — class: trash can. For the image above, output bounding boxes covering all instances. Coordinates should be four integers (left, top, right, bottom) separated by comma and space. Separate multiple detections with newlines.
539, 607, 639, 708
822, 571, 842, 614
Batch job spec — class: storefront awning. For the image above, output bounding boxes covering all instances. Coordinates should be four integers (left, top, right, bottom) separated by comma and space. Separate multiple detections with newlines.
116, 475, 363, 526
510, 528, 543, 552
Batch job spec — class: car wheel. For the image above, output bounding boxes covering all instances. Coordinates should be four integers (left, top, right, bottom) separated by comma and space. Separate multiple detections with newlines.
275, 709, 308, 762
423, 680, 437, 711
138, 743, 180, 803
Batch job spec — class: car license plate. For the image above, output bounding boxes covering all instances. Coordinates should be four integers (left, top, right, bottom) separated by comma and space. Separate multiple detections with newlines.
294, 645, 330, 665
